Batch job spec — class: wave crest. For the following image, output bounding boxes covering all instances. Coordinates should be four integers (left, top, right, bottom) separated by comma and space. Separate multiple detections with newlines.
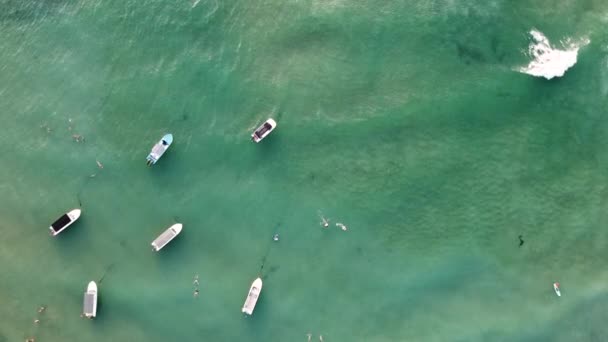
518, 30, 589, 80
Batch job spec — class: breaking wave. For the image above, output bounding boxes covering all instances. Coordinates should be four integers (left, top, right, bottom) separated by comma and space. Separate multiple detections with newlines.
518, 29, 589, 80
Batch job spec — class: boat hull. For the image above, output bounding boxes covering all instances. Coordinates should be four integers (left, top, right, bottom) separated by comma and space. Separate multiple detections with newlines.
83, 281, 98, 319
151, 223, 183, 251
242, 277, 263, 315
146, 133, 173, 165
553, 283, 561, 297
49, 209, 81, 236
251, 119, 276, 143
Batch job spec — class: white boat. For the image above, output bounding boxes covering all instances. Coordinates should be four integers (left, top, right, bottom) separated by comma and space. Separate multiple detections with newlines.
83, 281, 98, 319
251, 119, 276, 143
151, 223, 183, 252
49, 209, 81, 236
242, 277, 262, 315
553, 282, 561, 297
146, 133, 173, 166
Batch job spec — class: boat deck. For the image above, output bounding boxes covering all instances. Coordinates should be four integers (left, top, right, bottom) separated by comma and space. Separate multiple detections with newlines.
244, 291, 260, 308
152, 227, 179, 250
151, 143, 166, 156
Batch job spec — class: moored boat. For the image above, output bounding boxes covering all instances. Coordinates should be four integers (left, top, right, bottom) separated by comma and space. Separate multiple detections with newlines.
151, 223, 183, 252
251, 119, 276, 143
83, 281, 98, 319
242, 277, 262, 315
553, 282, 561, 297
49, 209, 81, 236
146, 133, 173, 166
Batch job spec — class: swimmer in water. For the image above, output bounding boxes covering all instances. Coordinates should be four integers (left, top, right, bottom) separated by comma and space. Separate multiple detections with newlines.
318, 211, 330, 228
194, 289, 199, 297
306, 333, 312, 342
518, 235, 524, 247
72, 134, 84, 143
273, 233, 279, 241
319, 335, 324, 342
40, 123, 51, 133
37, 306, 46, 313
193, 275, 199, 286
96, 160, 104, 169
336, 223, 347, 231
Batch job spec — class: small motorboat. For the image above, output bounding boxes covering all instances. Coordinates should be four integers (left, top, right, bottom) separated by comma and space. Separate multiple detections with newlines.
251, 119, 276, 143
242, 277, 262, 315
146, 133, 173, 166
553, 282, 561, 297
83, 281, 98, 319
151, 223, 183, 252
49, 209, 81, 236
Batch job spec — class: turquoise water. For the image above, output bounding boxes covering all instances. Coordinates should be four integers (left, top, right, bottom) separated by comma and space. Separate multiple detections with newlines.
1, 0, 608, 341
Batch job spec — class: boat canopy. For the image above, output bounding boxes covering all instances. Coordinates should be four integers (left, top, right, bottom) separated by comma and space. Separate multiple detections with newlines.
255, 123, 272, 137
83, 293, 96, 316
51, 214, 72, 232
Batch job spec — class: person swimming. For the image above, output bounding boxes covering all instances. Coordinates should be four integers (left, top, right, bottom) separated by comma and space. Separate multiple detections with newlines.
194, 289, 199, 297
273, 233, 280, 241
518, 235, 524, 247
318, 211, 330, 228
193, 274, 199, 286
306, 333, 312, 342
336, 223, 347, 231
319, 335, 324, 342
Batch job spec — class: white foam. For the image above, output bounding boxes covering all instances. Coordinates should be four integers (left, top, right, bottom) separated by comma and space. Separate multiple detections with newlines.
518, 29, 589, 80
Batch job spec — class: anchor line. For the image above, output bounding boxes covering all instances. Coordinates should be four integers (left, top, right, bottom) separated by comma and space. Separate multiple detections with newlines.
258, 224, 280, 276
98, 263, 115, 284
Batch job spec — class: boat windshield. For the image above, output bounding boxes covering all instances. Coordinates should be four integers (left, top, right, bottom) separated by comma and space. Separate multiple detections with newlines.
256, 123, 272, 136
51, 214, 72, 232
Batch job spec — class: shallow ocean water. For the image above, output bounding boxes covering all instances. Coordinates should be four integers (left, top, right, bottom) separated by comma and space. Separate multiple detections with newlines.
0, 0, 608, 341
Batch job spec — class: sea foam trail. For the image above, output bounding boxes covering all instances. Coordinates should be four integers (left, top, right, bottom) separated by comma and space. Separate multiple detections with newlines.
518, 30, 589, 80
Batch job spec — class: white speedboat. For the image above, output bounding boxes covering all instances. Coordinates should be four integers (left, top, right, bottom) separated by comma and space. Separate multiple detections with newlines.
83, 281, 98, 319
146, 133, 173, 166
251, 119, 276, 143
49, 209, 81, 236
151, 223, 183, 252
242, 277, 262, 315
553, 282, 561, 297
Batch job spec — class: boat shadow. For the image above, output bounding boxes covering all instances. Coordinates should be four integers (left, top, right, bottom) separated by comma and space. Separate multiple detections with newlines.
52, 217, 88, 247
93, 293, 105, 322
247, 133, 283, 172
152, 233, 187, 265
